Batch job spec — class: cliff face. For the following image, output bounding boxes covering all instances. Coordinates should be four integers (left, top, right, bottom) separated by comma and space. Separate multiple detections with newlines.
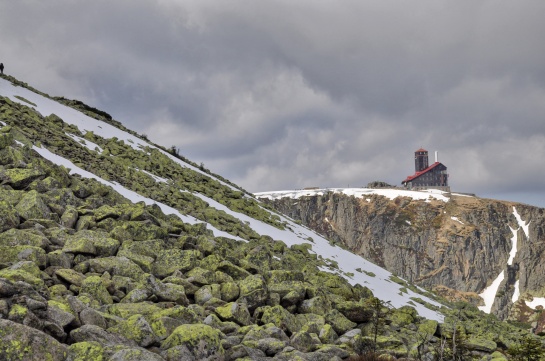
260, 191, 545, 321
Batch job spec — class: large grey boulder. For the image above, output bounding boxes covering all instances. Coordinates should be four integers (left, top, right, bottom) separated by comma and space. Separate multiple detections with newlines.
0, 319, 67, 361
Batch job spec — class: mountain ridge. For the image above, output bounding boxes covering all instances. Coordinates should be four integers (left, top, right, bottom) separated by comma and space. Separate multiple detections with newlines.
256, 187, 545, 325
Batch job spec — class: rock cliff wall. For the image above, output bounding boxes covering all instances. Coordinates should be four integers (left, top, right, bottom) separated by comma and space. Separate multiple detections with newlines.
261, 191, 545, 321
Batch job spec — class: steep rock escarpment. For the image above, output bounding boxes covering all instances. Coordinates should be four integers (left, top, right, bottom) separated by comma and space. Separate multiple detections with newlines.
262, 192, 545, 321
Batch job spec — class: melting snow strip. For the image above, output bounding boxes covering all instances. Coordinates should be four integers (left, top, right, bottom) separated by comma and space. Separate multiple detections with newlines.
478, 270, 505, 313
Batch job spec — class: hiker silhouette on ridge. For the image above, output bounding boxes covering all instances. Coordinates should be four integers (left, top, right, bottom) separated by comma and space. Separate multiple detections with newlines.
0, 63, 4, 75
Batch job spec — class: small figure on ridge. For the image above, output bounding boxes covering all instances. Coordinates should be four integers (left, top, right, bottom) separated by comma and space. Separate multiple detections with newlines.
0, 63, 4, 75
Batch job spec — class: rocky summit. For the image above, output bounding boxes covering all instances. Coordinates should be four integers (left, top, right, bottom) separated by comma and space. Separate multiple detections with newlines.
0, 74, 543, 360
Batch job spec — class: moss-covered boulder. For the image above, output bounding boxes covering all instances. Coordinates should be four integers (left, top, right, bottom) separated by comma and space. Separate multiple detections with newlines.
390, 305, 418, 327
0, 245, 46, 268
238, 274, 268, 310
298, 296, 331, 316
0, 319, 67, 361
0, 261, 44, 287
290, 330, 322, 352
63, 230, 120, 257
152, 249, 201, 278
67, 341, 104, 361
220, 281, 240, 302
2, 168, 45, 190
87, 257, 146, 281
336, 300, 374, 323
0, 132, 13, 149
107, 314, 157, 347
0, 201, 19, 232
325, 309, 357, 335
215, 302, 252, 326
81, 275, 113, 305
55, 268, 86, 287
161, 323, 224, 358
149, 306, 200, 340
467, 336, 497, 353
107, 303, 162, 319
259, 305, 299, 335
217, 260, 252, 280
121, 221, 168, 241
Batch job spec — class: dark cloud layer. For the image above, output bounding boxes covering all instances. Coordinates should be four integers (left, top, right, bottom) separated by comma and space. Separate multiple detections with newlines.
1, 1, 544, 207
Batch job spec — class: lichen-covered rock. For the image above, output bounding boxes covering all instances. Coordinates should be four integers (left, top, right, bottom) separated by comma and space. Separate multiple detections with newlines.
0, 245, 47, 268
467, 336, 497, 352
218, 282, 239, 303
318, 323, 338, 344
194, 284, 221, 305
325, 309, 357, 335
161, 323, 224, 358
217, 260, 252, 280
185, 266, 216, 286
55, 268, 86, 287
290, 330, 322, 352
215, 302, 252, 326
0, 228, 49, 248
0, 131, 13, 149
298, 296, 330, 316
2, 168, 45, 190
259, 305, 299, 335
107, 314, 157, 347
47, 302, 76, 328
149, 306, 200, 340
108, 303, 162, 319
70, 324, 138, 348
122, 221, 168, 241
145, 274, 189, 305
67, 341, 104, 361
152, 249, 201, 278
63, 230, 120, 257
336, 300, 373, 323
0, 319, 67, 361
390, 305, 418, 327
80, 275, 113, 305
0, 201, 19, 232
60, 205, 79, 228
87, 256, 146, 281
108, 347, 165, 361
0, 261, 45, 287
238, 274, 268, 310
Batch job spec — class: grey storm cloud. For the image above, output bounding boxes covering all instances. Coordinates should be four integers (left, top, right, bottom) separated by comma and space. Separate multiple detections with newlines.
1, 0, 544, 206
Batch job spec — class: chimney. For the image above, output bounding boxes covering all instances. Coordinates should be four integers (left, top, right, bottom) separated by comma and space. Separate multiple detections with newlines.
435, 151, 438, 163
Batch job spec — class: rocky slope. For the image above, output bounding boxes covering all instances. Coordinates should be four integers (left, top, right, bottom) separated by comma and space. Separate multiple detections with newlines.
256, 188, 545, 325
0, 74, 542, 360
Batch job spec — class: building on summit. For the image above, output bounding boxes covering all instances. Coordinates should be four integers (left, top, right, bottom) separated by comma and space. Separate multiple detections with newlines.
401, 148, 449, 191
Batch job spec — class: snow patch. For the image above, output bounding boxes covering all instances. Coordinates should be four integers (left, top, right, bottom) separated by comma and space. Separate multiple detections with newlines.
66, 133, 103, 153
450, 216, 464, 224
526, 297, 545, 309
478, 270, 505, 313
507, 226, 518, 266
512, 280, 520, 304
513, 207, 530, 238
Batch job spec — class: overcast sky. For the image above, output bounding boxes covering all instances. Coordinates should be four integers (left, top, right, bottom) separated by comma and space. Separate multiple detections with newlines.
2, 1, 545, 207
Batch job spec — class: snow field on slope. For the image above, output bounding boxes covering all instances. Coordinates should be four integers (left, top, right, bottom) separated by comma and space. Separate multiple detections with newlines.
0, 78, 444, 321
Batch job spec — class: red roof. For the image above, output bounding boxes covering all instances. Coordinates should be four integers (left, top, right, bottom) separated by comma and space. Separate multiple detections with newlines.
402, 162, 440, 183
415, 148, 428, 153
